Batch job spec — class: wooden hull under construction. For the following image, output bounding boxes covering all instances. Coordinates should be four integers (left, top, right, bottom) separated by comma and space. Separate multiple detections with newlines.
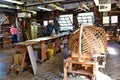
63, 24, 107, 80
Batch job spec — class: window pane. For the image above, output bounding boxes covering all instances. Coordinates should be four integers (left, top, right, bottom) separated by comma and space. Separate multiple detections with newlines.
111, 16, 118, 23
77, 17, 82, 19
49, 20, 53, 23
58, 21, 63, 24
43, 20, 48, 26
78, 20, 82, 23
88, 19, 93, 22
103, 16, 109, 24
60, 24, 64, 26
87, 16, 92, 19
82, 16, 87, 19
67, 20, 71, 23
83, 20, 87, 23
61, 18, 65, 20
65, 17, 70, 20
62, 21, 67, 23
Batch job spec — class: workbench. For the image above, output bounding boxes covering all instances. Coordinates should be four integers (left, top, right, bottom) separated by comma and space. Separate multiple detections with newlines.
25, 33, 69, 62
8, 33, 69, 77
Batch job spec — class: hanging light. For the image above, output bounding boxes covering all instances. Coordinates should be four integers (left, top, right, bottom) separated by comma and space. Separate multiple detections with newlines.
3, 0, 24, 5
37, 6, 52, 11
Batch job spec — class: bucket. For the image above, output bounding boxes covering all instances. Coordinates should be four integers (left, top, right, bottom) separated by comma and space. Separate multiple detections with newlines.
47, 49, 54, 59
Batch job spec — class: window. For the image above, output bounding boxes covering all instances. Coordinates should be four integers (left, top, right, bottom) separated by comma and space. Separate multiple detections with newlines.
43, 20, 53, 26
43, 20, 48, 26
49, 20, 53, 23
103, 16, 109, 24
57, 17, 72, 26
77, 12, 94, 26
111, 16, 118, 23
57, 14, 73, 31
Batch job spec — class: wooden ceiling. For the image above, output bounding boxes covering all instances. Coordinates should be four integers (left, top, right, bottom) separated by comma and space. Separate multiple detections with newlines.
0, 0, 119, 13
0, 0, 93, 12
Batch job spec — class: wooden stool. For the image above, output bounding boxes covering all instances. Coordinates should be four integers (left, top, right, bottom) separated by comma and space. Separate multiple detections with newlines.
8, 46, 31, 77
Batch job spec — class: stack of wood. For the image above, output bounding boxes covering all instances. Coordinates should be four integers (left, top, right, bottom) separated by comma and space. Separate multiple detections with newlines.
63, 24, 107, 80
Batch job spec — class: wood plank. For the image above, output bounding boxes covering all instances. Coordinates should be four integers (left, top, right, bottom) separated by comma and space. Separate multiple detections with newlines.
67, 70, 93, 76
27, 45, 37, 75
64, 59, 96, 65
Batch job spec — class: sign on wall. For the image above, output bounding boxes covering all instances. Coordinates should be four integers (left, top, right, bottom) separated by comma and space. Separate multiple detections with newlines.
18, 12, 31, 18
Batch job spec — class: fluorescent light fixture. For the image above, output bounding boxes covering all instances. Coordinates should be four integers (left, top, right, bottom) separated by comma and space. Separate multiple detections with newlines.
0, 3, 15, 9
18, 12, 31, 18
99, 4, 111, 12
3, 0, 24, 5
26, 0, 65, 7
37, 6, 52, 11
0, 4, 11, 8
94, 0, 99, 6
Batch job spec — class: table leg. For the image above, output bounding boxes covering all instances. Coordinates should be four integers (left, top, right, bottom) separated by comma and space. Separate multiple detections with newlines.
38, 41, 47, 62
54, 38, 61, 53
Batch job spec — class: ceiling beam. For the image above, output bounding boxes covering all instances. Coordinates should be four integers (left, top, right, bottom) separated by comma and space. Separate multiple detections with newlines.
26, 0, 65, 7
110, 11, 120, 13
26, 0, 90, 7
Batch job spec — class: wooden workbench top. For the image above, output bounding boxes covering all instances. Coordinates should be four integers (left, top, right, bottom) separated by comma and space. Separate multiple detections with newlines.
14, 41, 39, 46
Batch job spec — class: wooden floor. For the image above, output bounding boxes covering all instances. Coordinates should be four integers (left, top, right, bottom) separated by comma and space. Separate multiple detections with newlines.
0, 41, 120, 80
